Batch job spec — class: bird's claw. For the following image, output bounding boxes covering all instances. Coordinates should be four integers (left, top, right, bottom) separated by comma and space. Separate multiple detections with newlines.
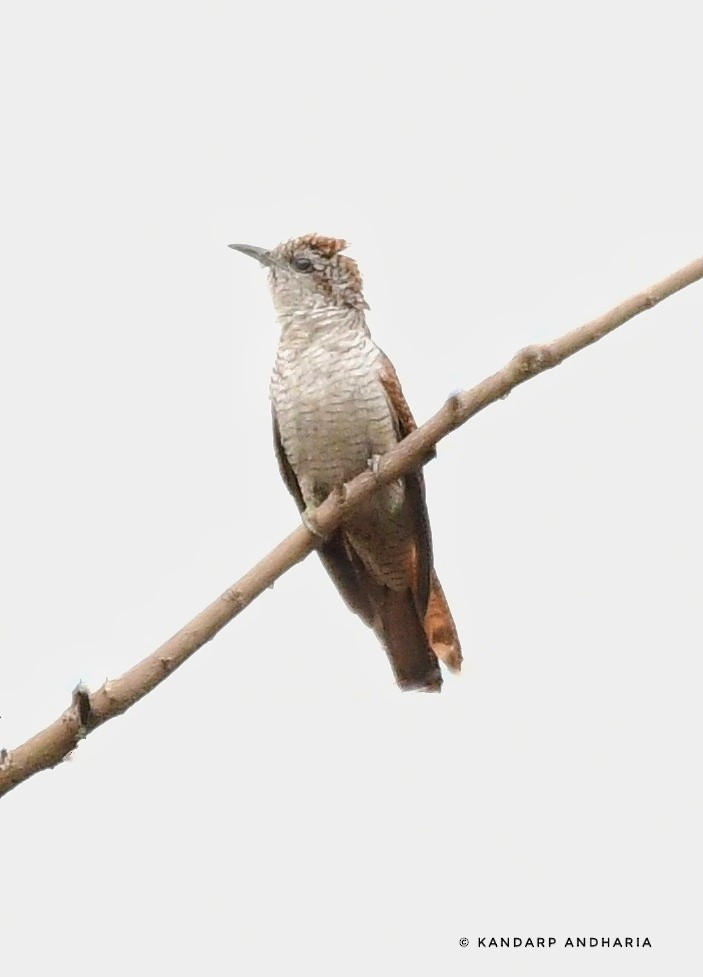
367, 453, 382, 483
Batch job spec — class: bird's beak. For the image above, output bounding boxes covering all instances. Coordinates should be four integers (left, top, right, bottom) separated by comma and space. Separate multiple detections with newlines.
228, 243, 272, 266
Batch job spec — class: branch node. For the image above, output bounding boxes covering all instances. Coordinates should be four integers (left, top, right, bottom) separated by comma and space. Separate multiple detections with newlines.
221, 587, 245, 611
71, 683, 94, 736
516, 344, 556, 376
0, 747, 9, 770
159, 656, 174, 674
445, 391, 462, 419
100, 680, 119, 705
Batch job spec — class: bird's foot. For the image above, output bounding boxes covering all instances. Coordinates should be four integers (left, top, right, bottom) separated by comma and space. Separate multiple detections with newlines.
367, 453, 383, 483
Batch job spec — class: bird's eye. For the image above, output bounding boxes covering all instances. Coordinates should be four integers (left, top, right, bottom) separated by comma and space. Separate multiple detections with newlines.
292, 256, 313, 272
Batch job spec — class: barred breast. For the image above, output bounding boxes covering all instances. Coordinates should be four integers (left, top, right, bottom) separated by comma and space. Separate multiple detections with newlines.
271, 328, 398, 506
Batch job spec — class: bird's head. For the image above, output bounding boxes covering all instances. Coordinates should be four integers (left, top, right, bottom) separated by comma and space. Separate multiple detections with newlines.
229, 234, 369, 317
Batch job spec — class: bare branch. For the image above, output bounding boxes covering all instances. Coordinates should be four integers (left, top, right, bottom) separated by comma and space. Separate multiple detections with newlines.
1, 256, 701, 799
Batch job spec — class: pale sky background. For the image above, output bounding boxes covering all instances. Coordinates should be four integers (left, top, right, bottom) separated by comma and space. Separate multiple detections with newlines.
1, 2, 701, 975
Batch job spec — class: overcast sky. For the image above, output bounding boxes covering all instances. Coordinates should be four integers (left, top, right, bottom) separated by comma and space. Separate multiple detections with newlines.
1, 3, 701, 975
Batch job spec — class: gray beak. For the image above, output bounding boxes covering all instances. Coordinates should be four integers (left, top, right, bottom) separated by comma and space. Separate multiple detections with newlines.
228, 243, 272, 266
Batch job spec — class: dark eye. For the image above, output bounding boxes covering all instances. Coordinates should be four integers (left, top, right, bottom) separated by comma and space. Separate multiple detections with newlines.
292, 255, 313, 272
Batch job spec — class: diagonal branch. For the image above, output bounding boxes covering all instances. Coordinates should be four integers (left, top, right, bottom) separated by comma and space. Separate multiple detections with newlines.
1, 256, 702, 799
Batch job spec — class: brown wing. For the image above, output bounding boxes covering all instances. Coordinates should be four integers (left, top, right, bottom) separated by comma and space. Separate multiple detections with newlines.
272, 409, 377, 627
377, 351, 433, 609
378, 352, 462, 672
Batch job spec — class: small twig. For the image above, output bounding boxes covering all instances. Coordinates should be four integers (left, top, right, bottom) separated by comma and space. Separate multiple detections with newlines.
1, 255, 701, 799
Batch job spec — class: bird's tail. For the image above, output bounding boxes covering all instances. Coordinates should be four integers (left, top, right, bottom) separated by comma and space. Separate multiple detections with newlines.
424, 571, 462, 673
379, 588, 443, 692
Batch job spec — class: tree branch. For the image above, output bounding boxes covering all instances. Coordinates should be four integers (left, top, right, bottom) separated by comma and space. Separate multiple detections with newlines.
2, 256, 702, 799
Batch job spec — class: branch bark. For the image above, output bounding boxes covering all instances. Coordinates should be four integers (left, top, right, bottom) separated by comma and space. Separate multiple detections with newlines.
2, 256, 702, 799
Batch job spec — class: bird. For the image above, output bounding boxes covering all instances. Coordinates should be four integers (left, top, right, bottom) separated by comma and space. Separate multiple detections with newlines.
229, 234, 461, 691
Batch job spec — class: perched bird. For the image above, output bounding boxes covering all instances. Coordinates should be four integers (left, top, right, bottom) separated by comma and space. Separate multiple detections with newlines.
229, 234, 461, 691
